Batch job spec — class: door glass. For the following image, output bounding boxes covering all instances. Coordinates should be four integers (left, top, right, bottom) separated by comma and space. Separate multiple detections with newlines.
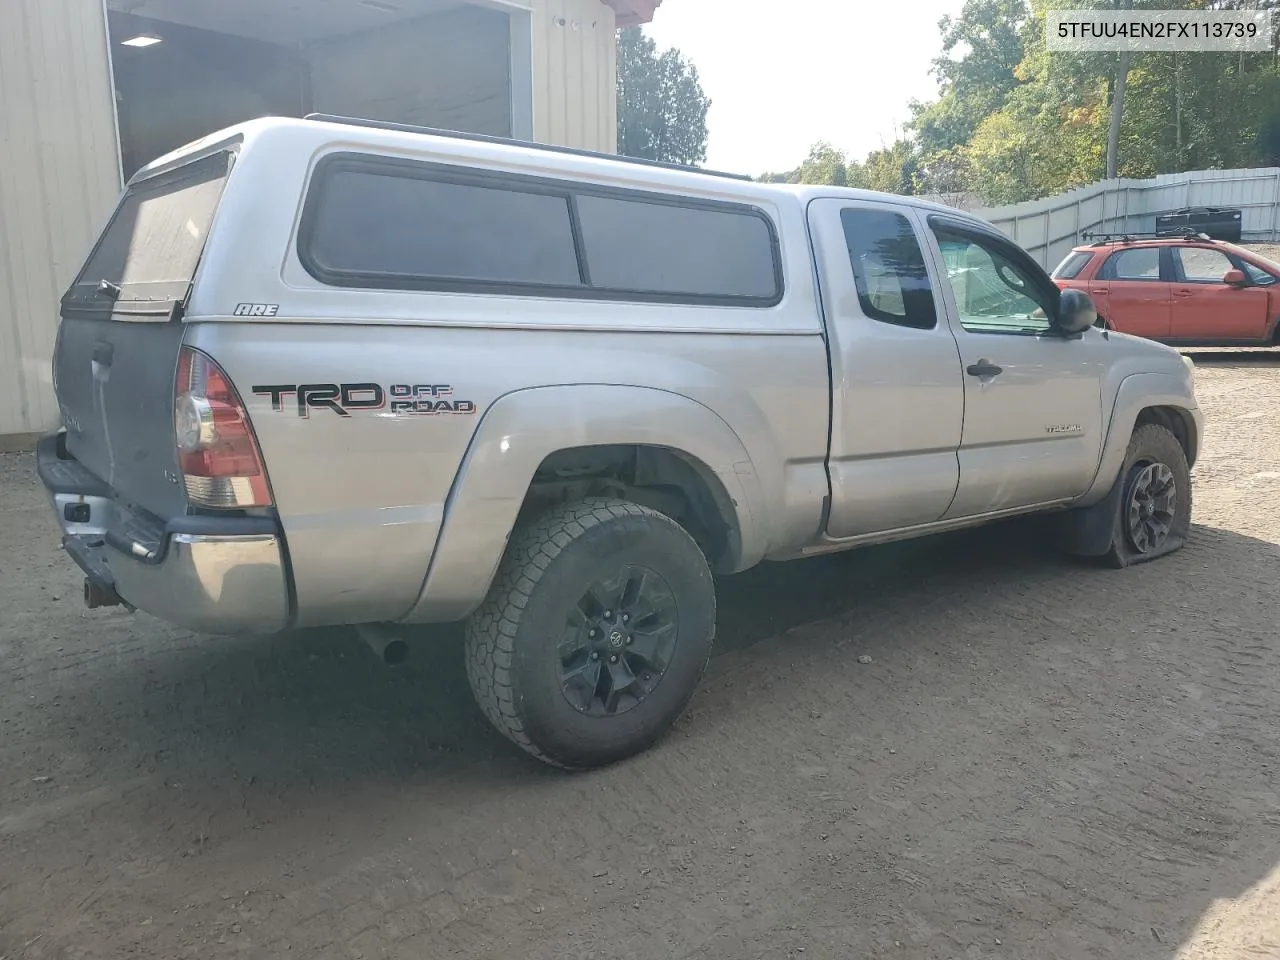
934, 230, 1051, 334
1243, 261, 1277, 285
839, 208, 936, 329
1177, 247, 1234, 283
1105, 248, 1161, 280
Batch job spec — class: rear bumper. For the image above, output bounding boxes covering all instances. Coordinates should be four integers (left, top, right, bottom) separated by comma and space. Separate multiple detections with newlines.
38, 434, 291, 635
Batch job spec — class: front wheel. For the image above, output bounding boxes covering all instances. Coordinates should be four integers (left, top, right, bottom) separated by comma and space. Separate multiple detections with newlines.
1103, 423, 1192, 567
1055, 423, 1191, 565
465, 498, 716, 769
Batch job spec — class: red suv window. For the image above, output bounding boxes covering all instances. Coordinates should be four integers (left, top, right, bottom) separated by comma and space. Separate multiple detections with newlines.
1052, 251, 1092, 279
1101, 247, 1162, 280
1175, 246, 1235, 283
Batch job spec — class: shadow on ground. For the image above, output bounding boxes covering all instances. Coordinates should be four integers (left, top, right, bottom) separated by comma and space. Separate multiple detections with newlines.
5, 509, 1280, 960
1182, 347, 1280, 364
30, 516, 1266, 787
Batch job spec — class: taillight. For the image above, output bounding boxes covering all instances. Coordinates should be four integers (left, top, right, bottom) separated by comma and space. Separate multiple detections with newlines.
174, 346, 272, 508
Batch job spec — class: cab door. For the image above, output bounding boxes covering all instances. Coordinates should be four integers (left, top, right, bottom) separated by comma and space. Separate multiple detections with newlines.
922, 215, 1109, 518
807, 198, 965, 538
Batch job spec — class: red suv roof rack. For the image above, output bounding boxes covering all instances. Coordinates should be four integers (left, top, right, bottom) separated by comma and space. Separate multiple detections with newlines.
1081, 228, 1213, 246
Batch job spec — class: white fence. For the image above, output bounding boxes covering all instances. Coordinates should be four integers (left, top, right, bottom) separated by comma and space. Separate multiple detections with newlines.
928, 167, 1280, 270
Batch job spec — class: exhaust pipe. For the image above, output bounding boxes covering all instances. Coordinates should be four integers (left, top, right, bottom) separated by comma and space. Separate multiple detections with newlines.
84, 577, 124, 610
355, 624, 410, 665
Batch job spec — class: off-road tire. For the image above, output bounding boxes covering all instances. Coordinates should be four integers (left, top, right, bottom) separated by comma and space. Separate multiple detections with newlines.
465, 498, 716, 769
1103, 423, 1192, 568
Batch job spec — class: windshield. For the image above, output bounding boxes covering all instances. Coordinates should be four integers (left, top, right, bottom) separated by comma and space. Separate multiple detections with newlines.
63, 151, 232, 309
1242, 258, 1279, 286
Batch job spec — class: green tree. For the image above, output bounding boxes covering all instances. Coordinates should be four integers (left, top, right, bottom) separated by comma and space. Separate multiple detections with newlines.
771, 0, 1280, 204
759, 142, 854, 186
948, 0, 1280, 202
616, 27, 710, 166
909, 0, 1032, 160
862, 139, 919, 194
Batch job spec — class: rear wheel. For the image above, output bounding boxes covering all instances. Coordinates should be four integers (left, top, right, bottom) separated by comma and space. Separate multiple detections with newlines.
465, 498, 716, 769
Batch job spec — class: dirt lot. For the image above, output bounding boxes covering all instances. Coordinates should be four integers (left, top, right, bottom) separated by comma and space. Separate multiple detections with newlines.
2, 355, 1279, 960
1247, 243, 1280, 262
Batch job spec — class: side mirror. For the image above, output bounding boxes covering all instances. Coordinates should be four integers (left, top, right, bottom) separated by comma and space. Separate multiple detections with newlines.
1055, 288, 1097, 335
1223, 268, 1248, 285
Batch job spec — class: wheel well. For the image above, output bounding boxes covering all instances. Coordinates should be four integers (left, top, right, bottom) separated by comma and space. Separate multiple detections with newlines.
1136, 406, 1195, 466
519, 445, 741, 572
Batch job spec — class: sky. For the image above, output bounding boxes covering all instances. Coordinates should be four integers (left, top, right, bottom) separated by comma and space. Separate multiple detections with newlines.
643, 0, 969, 177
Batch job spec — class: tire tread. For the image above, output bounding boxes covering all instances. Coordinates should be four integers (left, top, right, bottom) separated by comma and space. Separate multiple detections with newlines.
465, 498, 672, 768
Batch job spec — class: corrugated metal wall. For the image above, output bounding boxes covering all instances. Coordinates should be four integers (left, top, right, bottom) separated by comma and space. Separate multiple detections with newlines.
0, 0, 121, 443
931, 167, 1280, 270
531, 0, 618, 152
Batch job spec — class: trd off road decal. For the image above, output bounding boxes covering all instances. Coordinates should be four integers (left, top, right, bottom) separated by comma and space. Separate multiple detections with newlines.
252, 383, 476, 418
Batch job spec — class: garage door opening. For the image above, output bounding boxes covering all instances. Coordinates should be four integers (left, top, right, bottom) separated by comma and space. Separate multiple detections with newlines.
106, 1, 523, 180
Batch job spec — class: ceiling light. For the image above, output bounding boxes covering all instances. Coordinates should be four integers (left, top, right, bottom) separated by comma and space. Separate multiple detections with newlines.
121, 34, 162, 48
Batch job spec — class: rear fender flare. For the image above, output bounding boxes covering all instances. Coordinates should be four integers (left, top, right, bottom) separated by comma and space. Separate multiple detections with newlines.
402, 385, 766, 623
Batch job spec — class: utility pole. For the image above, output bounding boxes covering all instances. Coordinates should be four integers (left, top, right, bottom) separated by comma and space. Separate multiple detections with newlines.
1106, 0, 1133, 179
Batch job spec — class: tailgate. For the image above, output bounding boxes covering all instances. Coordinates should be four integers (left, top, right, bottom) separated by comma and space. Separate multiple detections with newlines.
55, 151, 232, 517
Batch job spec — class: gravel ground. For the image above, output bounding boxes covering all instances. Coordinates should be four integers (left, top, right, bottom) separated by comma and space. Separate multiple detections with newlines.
1, 353, 1279, 960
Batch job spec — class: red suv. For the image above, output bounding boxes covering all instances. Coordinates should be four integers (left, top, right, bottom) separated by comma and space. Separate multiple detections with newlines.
1052, 235, 1280, 345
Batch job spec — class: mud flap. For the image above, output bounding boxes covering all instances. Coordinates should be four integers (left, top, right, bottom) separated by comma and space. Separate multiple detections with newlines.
1053, 473, 1126, 559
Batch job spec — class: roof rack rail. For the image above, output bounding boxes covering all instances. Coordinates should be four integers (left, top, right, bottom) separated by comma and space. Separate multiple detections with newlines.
1081, 228, 1213, 245
303, 113, 755, 182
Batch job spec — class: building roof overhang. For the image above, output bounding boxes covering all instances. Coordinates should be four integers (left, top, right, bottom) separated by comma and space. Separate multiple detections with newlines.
603, 0, 661, 27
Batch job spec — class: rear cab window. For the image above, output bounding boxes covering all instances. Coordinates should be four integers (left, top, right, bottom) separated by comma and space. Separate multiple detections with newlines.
838, 207, 937, 330
62, 151, 233, 316
298, 153, 783, 306
1051, 250, 1093, 280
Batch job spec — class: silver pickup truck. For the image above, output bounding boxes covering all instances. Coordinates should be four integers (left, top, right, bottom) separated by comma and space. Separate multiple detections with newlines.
40, 115, 1203, 769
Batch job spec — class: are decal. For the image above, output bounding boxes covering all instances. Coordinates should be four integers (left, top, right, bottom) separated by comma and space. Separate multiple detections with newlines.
252, 383, 477, 418
233, 303, 280, 317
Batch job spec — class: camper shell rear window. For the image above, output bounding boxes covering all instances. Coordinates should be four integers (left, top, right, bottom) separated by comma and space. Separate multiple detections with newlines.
63, 151, 232, 311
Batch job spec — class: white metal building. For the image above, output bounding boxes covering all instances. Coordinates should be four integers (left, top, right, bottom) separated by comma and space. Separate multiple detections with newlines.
0, 0, 660, 446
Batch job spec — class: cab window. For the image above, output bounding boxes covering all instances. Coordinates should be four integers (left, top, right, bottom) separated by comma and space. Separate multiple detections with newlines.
839, 208, 937, 330
933, 227, 1052, 335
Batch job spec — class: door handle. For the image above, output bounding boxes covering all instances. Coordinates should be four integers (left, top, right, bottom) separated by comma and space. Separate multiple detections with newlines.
966, 360, 1003, 379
